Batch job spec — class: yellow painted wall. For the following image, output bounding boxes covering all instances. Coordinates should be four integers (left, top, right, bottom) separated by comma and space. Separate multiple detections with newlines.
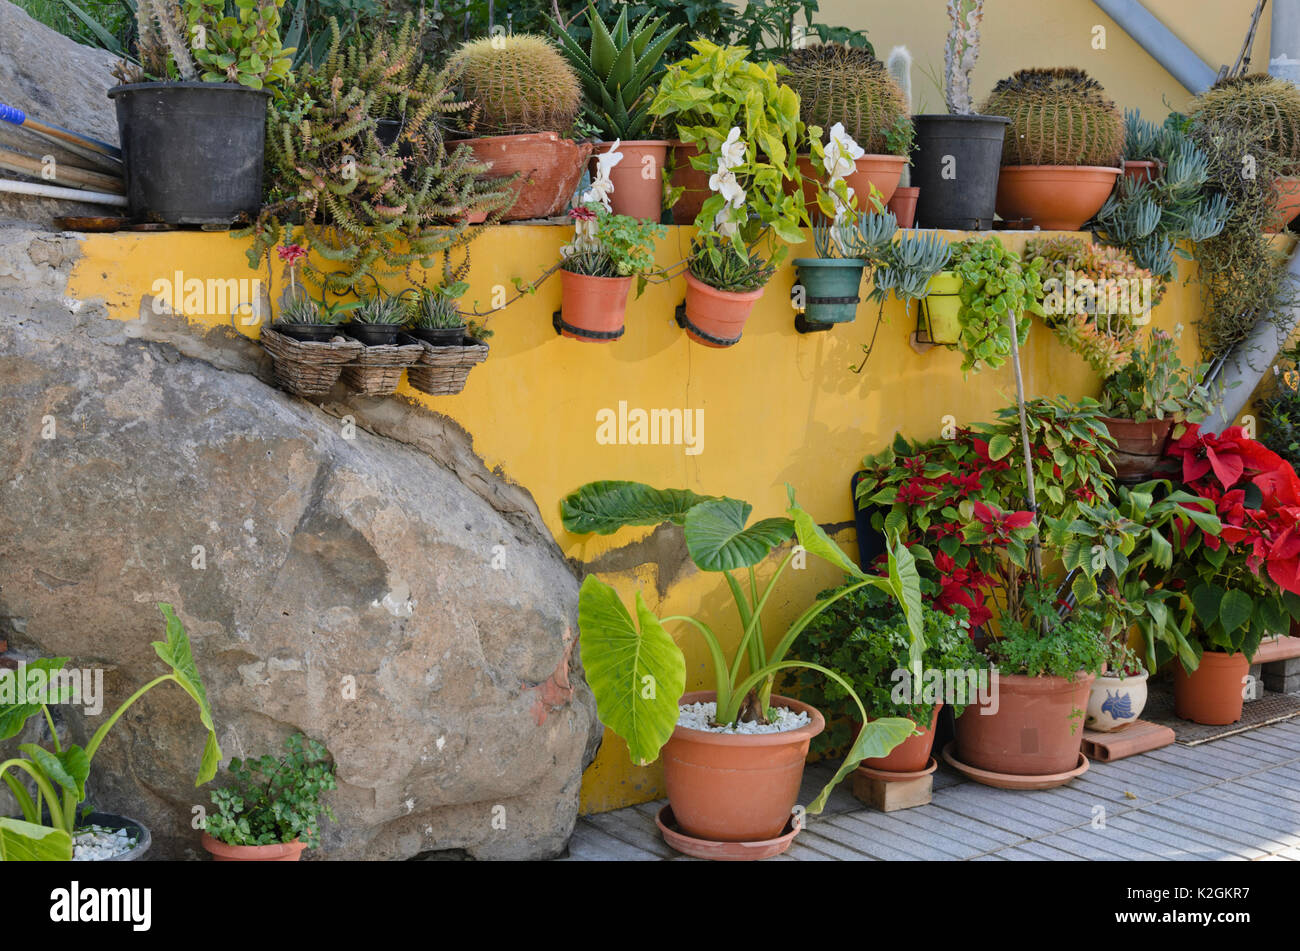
823, 0, 1272, 119
68, 224, 1216, 812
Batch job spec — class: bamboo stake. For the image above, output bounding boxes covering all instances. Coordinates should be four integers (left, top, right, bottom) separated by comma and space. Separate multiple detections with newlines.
1005, 306, 1045, 631
0, 103, 121, 160
0, 146, 124, 194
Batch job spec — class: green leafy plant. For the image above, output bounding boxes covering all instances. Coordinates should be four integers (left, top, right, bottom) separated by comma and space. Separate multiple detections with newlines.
0, 604, 220, 861
1258, 344, 1300, 471
984, 587, 1107, 680
729, 0, 873, 59
1058, 479, 1223, 674
203, 733, 337, 849
1097, 327, 1214, 423
560, 480, 923, 814
649, 40, 807, 285
546, 2, 683, 141
685, 240, 777, 293
560, 202, 666, 287
122, 0, 294, 90
790, 585, 983, 756
949, 236, 1045, 373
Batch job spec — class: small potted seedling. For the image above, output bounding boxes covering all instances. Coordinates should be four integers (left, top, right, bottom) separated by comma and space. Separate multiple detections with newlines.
348, 290, 410, 346
407, 283, 469, 346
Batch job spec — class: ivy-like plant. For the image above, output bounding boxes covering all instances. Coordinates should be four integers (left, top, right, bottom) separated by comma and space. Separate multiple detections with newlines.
949, 236, 1045, 374
560, 480, 923, 814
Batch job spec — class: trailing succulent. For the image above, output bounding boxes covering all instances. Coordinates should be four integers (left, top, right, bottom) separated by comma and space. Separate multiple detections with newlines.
546, 2, 683, 141
949, 236, 1045, 374
1092, 110, 1230, 283
236, 17, 512, 295
447, 34, 583, 136
1189, 73, 1300, 175
981, 67, 1124, 167
781, 44, 911, 156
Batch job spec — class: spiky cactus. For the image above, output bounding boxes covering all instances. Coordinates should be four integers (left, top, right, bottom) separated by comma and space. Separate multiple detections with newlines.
448, 34, 582, 136
1189, 73, 1300, 173
944, 0, 983, 115
981, 67, 1124, 166
135, 0, 197, 80
781, 45, 909, 155
887, 45, 914, 185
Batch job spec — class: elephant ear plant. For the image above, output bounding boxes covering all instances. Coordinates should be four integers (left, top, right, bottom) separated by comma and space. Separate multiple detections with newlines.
0, 603, 220, 861
561, 480, 923, 814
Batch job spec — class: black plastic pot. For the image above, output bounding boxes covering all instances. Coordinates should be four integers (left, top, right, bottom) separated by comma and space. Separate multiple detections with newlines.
274, 322, 340, 342
911, 114, 1010, 231
346, 323, 405, 346
107, 82, 270, 225
409, 326, 468, 347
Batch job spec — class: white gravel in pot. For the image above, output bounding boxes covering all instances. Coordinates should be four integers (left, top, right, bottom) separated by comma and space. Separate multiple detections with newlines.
72, 824, 138, 861
677, 701, 810, 734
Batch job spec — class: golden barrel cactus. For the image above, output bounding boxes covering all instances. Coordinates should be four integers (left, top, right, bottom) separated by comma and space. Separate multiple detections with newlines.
982, 67, 1124, 167
782, 45, 910, 154
448, 34, 582, 136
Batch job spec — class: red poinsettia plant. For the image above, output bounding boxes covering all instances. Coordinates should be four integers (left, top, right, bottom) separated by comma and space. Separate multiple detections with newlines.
1165, 423, 1300, 668
855, 397, 1116, 632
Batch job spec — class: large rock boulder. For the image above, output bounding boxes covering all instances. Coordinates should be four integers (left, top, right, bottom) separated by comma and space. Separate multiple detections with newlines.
0, 229, 600, 859
0, 1, 120, 226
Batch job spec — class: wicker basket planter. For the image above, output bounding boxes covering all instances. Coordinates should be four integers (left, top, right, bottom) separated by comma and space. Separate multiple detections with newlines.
260, 327, 362, 398
341, 337, 426, 397
406, 336, 489, 396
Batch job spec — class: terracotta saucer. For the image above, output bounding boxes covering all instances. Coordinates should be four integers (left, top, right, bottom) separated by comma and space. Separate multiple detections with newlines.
655, 805, 800, 861
941, 742, 1089, 790
854, 756, 938, 783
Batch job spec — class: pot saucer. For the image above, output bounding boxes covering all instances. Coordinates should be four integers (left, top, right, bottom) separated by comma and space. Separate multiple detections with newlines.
941, 742, 1089, 790
854, 756, 939, 783
655, 805, 800, 861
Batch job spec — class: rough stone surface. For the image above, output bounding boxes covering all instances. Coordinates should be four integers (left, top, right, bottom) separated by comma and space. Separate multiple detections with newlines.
0, 2, 121, 226
0, 228, 600, 860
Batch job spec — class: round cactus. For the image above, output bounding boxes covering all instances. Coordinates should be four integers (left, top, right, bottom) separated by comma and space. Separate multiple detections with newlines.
781, 45, 910, 155
1189, 73, 1300, 170
447, 34, 582, 136
981, 67, 1124, 167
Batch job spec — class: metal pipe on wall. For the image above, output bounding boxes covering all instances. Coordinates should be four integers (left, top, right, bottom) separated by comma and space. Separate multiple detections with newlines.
1091, 0, 1218, 93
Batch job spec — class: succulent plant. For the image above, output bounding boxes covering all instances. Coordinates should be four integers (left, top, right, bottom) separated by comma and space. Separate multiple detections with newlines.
448, 34, 583, 136
944, 0, 983, 115
353, 291, 411, 325
782, 45, 910, 155
546, 2, 683, 141
981, 67, 1125, 167
1189, 72, 1300, 172
277, 294, 323, 325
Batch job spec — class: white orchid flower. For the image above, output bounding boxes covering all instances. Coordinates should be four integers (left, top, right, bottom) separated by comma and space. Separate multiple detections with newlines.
822, 122, 864, 181
709, 167, 746, 209
718, 127, 746, 170
715, 206, 742, 238
581, 140, 623, 211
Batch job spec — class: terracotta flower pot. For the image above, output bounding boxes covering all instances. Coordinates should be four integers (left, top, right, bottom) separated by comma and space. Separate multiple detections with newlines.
1086, 670, 1148, 732
663, 690, 824, 843
668, 140, 710, 225
954, 672, 1095, 776
995, 165, 1122, 231
681, 271, 765, 347
854, 703, 942, 773
1173, 650, 1250, 725
455, 132, 593, 222
1100, 416, 1175, 483
200, 833, 307, 862
592, 140, 668, 221
887, 185, 920, 228
1266, 175, 1300, 233
1123, 160, 1160, 185
792, 153, 908, 221
558, 269, 632, 342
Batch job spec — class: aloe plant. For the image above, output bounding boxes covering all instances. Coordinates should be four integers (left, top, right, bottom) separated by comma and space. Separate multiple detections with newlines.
561, 480, 925, 814
546, 2, 684, 141
0, 604, 220, 861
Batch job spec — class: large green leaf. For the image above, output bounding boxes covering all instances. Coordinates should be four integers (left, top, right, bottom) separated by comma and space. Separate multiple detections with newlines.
560, 481, 717, 535
807, 717, 914, 814
1219, 589, 1253, 637
684, 499, 793, 572
787, 487, 865, 579
0, 657, 71, 741
0, 817, 72, 862
577, 577, 685, 767
152, 604, 221, 785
